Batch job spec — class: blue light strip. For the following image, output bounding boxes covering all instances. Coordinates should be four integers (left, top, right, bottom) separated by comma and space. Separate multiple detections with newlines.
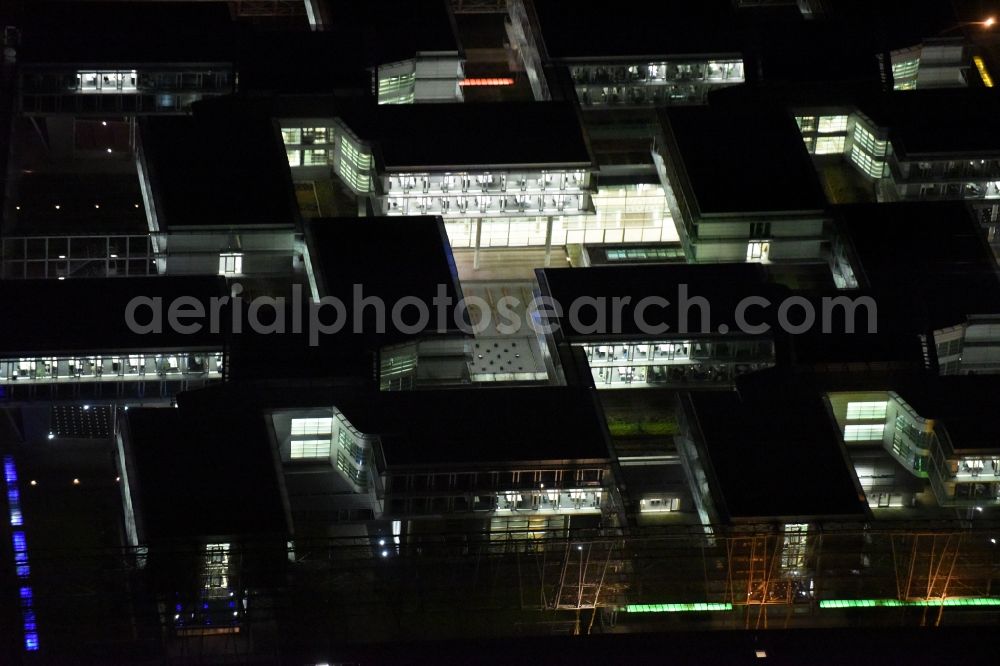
3, 456, 39, 651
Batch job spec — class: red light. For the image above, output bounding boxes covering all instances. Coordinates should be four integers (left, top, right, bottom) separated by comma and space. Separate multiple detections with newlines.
459, 78, 515, 87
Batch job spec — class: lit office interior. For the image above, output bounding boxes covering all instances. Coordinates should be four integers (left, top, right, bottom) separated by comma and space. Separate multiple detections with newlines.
795, 113, 850, 155
0, 352, 224, 384
281, 121, 374, 193
891, 47, 921, 89
381, 169, 592, 217
582, 339, 774, 388
444, 183, 678, 248
930, 443, 1000, 505
382, 466, 607, 518
831, 392, 1000, 507
172, 542, 243, 636
570, 59, 744, 106
18, 67, 233, 113
795, 112, 895, 181
376, 56, 465, 104
286, 413, 373, 491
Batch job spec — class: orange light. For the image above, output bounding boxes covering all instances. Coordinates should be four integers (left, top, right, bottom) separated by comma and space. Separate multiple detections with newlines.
459, 77, 515, 87
985, 16, 996, 28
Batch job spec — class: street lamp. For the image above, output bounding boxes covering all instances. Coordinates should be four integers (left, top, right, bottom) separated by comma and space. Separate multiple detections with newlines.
937, 17, 997, 35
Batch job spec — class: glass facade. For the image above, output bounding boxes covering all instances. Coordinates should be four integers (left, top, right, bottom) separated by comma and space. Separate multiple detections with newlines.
285, 412, 371, 489
377, 62, 417, 105
442, 183, 677, 249
581, 339, 774, 388
382, 169, 592, 218
832, 391, 999, 505
279, 120, 374, 193
849, 124, 888, 179
570, 59, 744, 106
890, 46, 921, 90
846, 401, 888, 420
796, 114, 850, 156
796, 112, 888, 180
20, 67, 233, 114
282, 126, 335, 169
815, 136, 846, 155
0, 352, 224, 384
780, 523, 809, 572
602, 246, 685, 263
76, 70, 138, 93
333, 130, 374, 193
844, 424, 885, 441
0, 234, 157, 279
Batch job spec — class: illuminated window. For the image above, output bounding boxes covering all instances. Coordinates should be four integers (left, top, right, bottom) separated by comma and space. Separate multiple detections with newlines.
303, 149, 328, 166
218, 253, 242, 277
851, 150, 885, 178
892, 58, 920, 90
746, 241, 769, 262
75, 69, 138, 94
378, 71, 416, 104
202, 543, 231, 598
290, 417, 332, 437
290, 439, 331, 459
338, 428, 364, 459
817, 115, 848, 133
844, 424, 885, 441
796, 116, 817, 132
281, 128, 302, 144
780, 523, 808, 570
336, 137, 373, 192
853, 126, 887, 156
286, 150, 301, 167
815, 136, 846, 154
846, 401, 888, 420
302, 128, 329, 144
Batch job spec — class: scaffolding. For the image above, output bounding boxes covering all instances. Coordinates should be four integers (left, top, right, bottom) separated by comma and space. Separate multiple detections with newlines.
6, 521, 1000, 660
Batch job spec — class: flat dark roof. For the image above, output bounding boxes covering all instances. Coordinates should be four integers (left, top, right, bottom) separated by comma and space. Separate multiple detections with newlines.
266, 97, 593, 169
0, 276, 228, 356
688, 381, 868, 521
536, 263, 789, 341
324, 0, 458, 62
17, 2, 240, 64
820, 0, 960, 51
178, 384, 611, 469
350, 102, 593, 169
529, 0, 743, 60
226, 218, 465, 382
837, 202, 1000, 331
306, 216, 464, 334
894, 376, 1000, 452
749, 20, 888, 86
859, 89, 1000, 157
345, 387, 611, 469
782, 291, 927, 368
140, 105, 299, 229
124, 405, 287, 541
660, 104, 827, 215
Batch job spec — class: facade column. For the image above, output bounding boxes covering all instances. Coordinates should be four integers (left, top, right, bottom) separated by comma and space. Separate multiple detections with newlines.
474, 218, 482, 270
544, 215, 554, 267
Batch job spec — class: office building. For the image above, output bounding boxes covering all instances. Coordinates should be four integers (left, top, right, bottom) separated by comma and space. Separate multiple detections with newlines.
3, 1, 1000, 662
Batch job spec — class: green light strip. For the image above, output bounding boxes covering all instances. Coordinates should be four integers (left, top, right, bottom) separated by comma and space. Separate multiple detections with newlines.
820, 598, 1000, 609
625, 603, 733, 613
